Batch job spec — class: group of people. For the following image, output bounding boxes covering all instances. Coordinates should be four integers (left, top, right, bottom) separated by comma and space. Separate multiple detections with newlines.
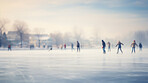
102, 40, 143, 54
60, 40, 143, 54
7, 40, 143, 54
60, 41, 80, 52
60, 44, 67, 49
71, 41, 80, 52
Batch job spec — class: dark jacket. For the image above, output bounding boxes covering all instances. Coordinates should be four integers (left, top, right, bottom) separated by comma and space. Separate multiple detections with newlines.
102, 40, 106, 48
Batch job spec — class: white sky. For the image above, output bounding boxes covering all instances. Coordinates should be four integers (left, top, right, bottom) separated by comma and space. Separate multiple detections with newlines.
0, 0, 148, 39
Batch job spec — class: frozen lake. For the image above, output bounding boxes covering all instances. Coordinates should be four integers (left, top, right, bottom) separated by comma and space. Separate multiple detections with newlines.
0, 48, 148, 83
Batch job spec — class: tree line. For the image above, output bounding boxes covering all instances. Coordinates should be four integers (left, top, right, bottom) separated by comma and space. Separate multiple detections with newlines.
0, 19, 28, 48
1, 18, 148, 48
0, 18, 84, 48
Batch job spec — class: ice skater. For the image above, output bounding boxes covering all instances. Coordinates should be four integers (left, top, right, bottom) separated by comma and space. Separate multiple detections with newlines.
139, 43, 142, 51
116, 41, 124, 54
131, 40, 138, 53
102, 40, 106, 54
107, 42, 111, 52
77, 41, 80, 52
64, 44, 66, 50
71, 43, 74, 51
48, 46, 52, 51
8, 44, 11, 51
61, 45, 63, 50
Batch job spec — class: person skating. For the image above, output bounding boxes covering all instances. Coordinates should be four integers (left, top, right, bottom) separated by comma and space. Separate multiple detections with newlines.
139, 43, 143, 51
8, 44, 11, 51
71, 43, 74, 51
64, 44, 66, 50
60, 45, 63, 50
77, 41, 80, 52
131, 40, 138, 53
116, 41, 124, 54
107, 42, 111, 52
102, 40, 106, 54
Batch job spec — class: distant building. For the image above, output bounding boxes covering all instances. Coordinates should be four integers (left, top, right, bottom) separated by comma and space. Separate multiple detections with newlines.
7, 31, 20, 47
7, 31, 52, 48
7, 31, 29, 47
29, 34, 52, 48
7, 31, 19, 40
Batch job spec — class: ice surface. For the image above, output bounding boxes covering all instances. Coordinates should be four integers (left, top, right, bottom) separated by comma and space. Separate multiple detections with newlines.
0, 48, 148, 83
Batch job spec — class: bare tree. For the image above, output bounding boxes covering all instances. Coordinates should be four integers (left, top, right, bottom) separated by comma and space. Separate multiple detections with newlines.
13, 20, 29, 48
50, 32, 63, 48
0, 19, 7, 34
2, 32, 8, 47
0, 19, 8, 47
34, 28, 44, 48
92, 28, 100, 46
73, 27, 83, 41
134, 30, 148, 47
63, 32, 71, 45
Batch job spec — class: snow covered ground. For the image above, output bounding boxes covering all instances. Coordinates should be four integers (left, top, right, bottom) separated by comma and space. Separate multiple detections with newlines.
0, 48, 148, 83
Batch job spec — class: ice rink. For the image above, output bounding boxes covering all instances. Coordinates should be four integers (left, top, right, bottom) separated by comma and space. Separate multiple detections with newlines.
0, 48, 148, 83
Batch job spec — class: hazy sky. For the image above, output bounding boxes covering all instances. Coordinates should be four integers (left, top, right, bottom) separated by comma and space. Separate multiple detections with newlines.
0, 0, 148, 39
